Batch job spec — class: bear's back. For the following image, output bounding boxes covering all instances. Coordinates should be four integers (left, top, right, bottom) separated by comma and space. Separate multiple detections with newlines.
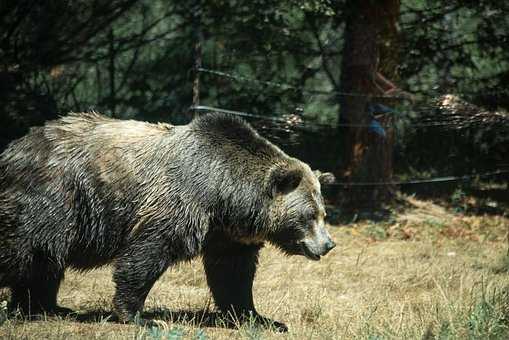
188, 113, 284, 161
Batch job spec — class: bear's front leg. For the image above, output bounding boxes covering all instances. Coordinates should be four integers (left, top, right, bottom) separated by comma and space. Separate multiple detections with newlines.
203, 234, 288, 332
112, 237, 172, 325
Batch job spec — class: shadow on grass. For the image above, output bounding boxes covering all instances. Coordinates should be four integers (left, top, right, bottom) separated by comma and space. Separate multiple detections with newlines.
400, 180, 509, 217
1, 307, 220, 327
73, 308, 288, 332
324, 181, 508, 227
74, 308, 225, 328
325, 204, 394, 226
1, 304, 288, 332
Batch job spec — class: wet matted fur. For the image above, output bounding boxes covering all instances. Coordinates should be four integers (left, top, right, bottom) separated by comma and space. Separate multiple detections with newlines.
0, 112, 335, 332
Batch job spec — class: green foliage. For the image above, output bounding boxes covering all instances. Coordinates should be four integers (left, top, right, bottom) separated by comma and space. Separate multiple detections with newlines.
0, 300, 7, 326
401, 1, 509, 102
360, 285, 509, 340
3, 0, 508, 119
146, 326, 183, 340
424, 218, 446, 230
364, 224, 389, 241
451, 188, 468, 213
1, 0, 508, 181
466, 295, 508, 339
366, 335, 385, 340
139, 326, 208, 340
492, 254, 509, 275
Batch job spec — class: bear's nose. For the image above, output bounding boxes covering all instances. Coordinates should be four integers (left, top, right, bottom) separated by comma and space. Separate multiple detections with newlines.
323, 240, 336, 255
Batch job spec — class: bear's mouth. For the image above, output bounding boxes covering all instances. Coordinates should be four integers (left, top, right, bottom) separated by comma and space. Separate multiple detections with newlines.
300, 242, 321, 261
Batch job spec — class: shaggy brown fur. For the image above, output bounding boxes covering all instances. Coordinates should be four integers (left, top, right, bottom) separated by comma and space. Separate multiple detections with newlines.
0, 112, 335, 332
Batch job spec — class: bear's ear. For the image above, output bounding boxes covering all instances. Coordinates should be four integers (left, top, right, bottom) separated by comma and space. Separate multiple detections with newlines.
267, 166, 303, 198
314, 170, 336, 185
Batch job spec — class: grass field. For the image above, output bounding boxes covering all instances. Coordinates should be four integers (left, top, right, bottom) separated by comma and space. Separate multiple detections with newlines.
1, 195, 508, 339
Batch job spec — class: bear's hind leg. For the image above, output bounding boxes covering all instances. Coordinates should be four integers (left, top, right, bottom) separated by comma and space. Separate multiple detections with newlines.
203, 235, 288, 332
9, 260, 68, 316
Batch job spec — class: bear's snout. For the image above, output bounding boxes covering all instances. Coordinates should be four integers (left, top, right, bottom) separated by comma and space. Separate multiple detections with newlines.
300, 226, 336, 261
323, 239, 336, 254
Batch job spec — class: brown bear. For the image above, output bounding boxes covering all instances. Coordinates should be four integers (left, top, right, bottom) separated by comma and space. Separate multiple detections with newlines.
0, 112, 335, 332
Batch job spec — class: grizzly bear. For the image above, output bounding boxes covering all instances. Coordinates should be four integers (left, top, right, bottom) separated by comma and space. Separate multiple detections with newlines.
0, 112, 335, 331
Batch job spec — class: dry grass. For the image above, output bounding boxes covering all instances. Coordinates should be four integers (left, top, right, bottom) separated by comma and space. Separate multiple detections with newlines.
1, 196, 508, 339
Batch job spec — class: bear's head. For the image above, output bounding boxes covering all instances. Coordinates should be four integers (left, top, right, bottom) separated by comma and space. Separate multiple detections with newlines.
265, 161, 336, 261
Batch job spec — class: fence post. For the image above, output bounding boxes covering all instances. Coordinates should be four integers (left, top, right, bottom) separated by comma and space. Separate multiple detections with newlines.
192, 0, 202, 118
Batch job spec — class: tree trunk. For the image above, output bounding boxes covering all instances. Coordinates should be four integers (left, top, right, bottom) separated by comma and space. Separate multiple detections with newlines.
337, 0, 400, 211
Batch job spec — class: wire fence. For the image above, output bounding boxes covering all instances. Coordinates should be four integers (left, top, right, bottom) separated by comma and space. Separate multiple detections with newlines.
190, 103, 507, 129
190, 105, 509, 187
198, 67, 413, 100
327, 170, 509, 187
198, 67, 509, 100
196, 67, 509, 131
191, 65, 509, 189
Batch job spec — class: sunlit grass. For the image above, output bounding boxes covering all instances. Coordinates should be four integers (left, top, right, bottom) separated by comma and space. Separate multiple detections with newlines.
1, 195, 508, 339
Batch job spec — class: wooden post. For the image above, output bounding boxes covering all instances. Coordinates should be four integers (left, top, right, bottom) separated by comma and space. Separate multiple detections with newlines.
108, 28, 116, 117
192, 0, 202, 118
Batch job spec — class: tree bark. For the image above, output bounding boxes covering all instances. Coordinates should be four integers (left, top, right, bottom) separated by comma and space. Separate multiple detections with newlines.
337, 0, 400, 211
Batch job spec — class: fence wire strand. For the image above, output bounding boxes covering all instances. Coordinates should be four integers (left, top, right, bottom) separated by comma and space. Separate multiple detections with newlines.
198, 67, 413, 100
190, 104, 507, 130
198, 67, 509, 100
190, 105, 509, 187
192, 64, 509, 188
